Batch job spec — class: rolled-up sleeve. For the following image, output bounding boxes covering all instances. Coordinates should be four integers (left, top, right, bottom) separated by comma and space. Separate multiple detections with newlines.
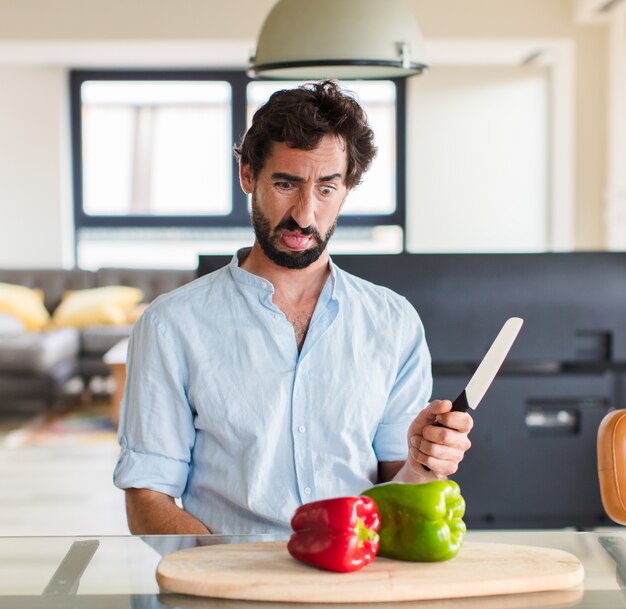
372, 301, 432, 462
113, 308, 195, 498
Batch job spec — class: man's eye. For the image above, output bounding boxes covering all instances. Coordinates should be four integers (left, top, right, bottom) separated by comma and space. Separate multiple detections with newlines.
320, 185, 336, 195
275, 181, 293, 190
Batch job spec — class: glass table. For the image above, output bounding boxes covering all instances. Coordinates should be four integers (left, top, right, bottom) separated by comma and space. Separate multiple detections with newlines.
2, 530, 626, 608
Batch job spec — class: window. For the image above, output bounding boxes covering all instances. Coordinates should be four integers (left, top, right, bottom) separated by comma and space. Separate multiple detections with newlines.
70, 71, 405, 267
81, 80, 232, 217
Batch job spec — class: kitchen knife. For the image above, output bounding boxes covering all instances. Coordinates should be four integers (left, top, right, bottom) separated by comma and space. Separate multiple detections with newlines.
449, 316, 524, 414
422, 317, 523, 471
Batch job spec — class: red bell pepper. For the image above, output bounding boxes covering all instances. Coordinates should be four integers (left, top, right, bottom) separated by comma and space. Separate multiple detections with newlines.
287, 496, 381, 573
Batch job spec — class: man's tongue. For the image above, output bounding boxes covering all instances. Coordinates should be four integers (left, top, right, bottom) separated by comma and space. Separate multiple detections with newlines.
282, 233, 312, 250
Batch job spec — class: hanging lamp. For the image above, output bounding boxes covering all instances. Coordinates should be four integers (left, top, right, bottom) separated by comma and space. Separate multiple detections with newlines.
248, 0, 428, 80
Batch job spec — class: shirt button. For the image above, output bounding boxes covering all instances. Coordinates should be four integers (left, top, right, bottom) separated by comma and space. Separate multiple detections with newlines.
298, 425, 306, 433
304, 487, 312, 495
274, 313, 281, 320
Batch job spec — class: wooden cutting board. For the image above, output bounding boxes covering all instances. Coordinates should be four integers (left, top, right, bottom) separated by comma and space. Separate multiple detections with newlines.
156, 540, 584, 603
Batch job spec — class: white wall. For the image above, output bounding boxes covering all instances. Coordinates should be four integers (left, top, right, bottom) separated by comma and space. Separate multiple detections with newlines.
407, 66, 548, 252
0, 0, 275, 40
0, 67, 72, 267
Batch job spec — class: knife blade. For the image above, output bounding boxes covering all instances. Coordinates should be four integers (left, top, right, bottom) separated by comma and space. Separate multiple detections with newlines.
450, 316, 524, 413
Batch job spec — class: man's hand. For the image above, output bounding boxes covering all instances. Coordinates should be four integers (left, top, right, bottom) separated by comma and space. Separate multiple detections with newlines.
392, 400, 473, 483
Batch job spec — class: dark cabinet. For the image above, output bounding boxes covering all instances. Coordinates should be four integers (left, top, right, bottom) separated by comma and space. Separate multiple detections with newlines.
331, 251, 626, 529
434, 372, 614, 528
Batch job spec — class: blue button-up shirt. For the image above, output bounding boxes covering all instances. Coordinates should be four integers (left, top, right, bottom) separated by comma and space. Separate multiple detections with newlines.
114, 249, 432, 534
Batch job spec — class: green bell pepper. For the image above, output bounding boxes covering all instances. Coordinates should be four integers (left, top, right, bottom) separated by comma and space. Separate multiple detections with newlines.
362, 480, 466, 562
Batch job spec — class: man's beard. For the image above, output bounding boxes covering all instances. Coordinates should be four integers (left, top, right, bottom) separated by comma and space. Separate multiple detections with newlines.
250, 196, 338, 270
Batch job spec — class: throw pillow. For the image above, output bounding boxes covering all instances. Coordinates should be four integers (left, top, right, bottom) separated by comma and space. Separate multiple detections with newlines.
0, 312, 27, 336
0, 282, 51, 330
52, 286, 144, 328
126, 302, 149, 324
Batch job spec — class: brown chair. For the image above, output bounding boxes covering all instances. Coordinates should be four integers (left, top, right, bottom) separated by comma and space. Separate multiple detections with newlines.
598, 409, 626, 525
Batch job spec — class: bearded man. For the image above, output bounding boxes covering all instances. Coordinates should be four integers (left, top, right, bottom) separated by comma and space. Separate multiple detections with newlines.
114, 80, 472, 535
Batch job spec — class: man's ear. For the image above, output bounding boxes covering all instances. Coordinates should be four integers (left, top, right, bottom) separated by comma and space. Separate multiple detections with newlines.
239, 163, 255, 194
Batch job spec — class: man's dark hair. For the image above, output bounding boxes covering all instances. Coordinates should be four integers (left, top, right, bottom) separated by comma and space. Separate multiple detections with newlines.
234, 80, 377, 189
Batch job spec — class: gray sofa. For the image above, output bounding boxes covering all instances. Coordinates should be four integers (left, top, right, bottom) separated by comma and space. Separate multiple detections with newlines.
0, 267, 195, 415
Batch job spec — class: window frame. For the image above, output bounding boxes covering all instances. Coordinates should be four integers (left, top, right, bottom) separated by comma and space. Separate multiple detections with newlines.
70, 69, 407, 231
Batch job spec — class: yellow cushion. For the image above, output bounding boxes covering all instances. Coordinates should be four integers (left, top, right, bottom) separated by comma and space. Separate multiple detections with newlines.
126, 302, 149, 324
52, 286, 144, 328
0, 282, 50, 330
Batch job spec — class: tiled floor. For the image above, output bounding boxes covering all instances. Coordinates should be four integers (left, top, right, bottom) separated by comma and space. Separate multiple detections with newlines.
0, 406, 129, 536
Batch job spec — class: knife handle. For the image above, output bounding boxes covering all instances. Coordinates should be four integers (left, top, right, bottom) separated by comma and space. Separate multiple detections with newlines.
423, 391, 472, 471
450, 390, 471, 413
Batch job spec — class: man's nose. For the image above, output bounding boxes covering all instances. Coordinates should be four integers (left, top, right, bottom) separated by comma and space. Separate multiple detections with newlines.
291, 189, 316, 228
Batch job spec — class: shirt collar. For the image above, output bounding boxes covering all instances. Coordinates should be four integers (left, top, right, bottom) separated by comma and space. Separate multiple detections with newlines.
327, 256, 340, 303
228, 247, 275, 293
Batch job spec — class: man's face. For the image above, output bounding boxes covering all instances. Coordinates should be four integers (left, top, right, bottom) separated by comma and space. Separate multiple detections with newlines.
240, 135, 350, 270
